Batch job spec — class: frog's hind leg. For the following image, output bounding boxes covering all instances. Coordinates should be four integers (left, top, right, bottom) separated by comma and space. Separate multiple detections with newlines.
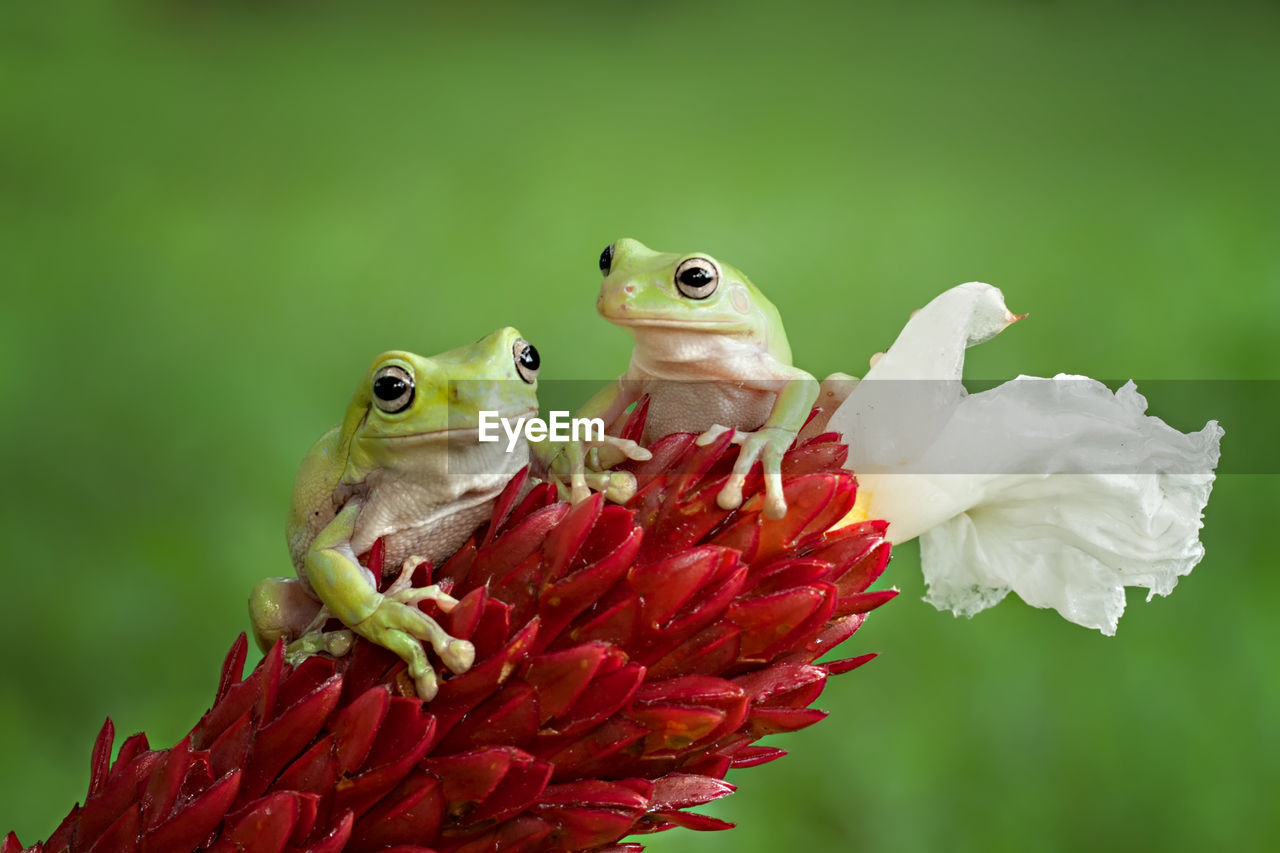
250, 576, 324, 652
250, 576, 354, 661
362, 589, 476, 701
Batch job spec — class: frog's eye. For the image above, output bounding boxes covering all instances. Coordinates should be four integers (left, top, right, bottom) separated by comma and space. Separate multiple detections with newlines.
514, 338, 540, 384
599, 243, 614, 276
372, 364, 415, 414
674, 257, 719, 300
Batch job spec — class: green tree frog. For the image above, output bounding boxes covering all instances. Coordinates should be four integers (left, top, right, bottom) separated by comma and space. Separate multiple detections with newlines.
250, 327, 541, 700
565, 238, 829, 519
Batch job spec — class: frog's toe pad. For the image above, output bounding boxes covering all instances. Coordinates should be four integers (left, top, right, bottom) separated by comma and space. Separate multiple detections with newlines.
442, 638, 476, 673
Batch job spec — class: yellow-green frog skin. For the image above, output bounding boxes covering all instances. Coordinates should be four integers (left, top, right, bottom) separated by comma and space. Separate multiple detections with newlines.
250, 327, 541, 700
572, 238, 823, 519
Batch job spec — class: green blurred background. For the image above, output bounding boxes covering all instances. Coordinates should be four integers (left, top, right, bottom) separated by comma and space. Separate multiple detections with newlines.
2, 1, 1277, 849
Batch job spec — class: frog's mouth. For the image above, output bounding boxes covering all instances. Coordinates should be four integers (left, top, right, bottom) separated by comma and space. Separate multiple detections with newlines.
605, 314, 746, 331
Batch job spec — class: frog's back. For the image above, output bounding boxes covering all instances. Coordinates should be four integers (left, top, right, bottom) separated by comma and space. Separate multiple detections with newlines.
287, 425, 345, 574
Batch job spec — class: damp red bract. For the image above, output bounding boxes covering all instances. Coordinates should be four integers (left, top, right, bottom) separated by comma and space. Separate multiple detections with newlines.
6, 411, 893, 853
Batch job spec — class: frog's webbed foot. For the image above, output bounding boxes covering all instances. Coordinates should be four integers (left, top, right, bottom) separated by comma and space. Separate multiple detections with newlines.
285, 623, 354, 665
696, 424, 796, 520
351, 558, 476, 701
539, 435, 650, 504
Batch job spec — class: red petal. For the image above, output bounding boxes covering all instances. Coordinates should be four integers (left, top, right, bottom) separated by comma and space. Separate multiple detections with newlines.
272, 735, 337, 796
536, 548, 636, 652
542, 719, 648, 780
240, 676, 343, 804
541, 493, 602, 584
302, 809, 353, 853
735, 664, 828, 709
619, 396, 649, 443
832, 540, 892, 597
221, 792, 299, 853
88, 718, 114, 798
424, 747, 514, 805
822, 652, 877, 676
112, 733, 151, 775
646, 624, 742, 680
727, 746, 787, 768
74, 751, 162, 844
467, 504, 569, 589
781, 439, 849, 474
648, 773, 735, 810
138, 769, 240, 853
444, 587, 488, 642
651, 809, 734, 831
482, 467, 531, 547
215, 633, 249, 704
86, 804, 140, 853
347, 772, 443, 851
193, 640, 282, 751
628, 548, 723, 628
754, 475, 838, 559
837, 588, 899, 616
437, 682, 540, 753
431, 618, 540, 726
747, 706, 828, 736
331, 700, 436, 820
255, 640, 285, 726
464, 754, 554, 826
330, 685, 390, 774
276, 655, 338, 712
520, 644, 612, 723
207, 711, 252, 781
544, 662, 645, 738
555, 595, 640, 651
140, 736, 192, 829
728, 586, 835, 660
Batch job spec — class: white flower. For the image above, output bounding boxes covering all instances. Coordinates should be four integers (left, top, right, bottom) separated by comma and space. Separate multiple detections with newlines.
825, 283, 1223, 635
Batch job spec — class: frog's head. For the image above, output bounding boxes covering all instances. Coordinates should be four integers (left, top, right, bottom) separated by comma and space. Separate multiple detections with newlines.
595, 238, 779, 343
340, 327, 541, 475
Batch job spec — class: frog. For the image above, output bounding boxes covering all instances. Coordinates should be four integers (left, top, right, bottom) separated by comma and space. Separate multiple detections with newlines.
249, 327, 542, 700
558, 238, 843, 520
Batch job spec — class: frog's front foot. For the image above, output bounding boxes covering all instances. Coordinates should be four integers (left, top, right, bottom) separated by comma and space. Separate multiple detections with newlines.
352, 580, 475, 701
696, 424, 795, 520
554, 469, 639, 505
538, 436, 650, 504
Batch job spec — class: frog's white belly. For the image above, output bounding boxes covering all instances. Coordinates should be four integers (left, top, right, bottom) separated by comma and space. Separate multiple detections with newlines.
366, 492, 499, 570
642, 379, 776, 442
350, 468, 517, 572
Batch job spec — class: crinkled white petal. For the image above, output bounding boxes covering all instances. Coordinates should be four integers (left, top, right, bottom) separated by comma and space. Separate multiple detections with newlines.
827, 283, 1223, 634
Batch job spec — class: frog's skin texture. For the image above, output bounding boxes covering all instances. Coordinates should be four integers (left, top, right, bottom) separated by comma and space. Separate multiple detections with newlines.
572, 238, 824, 519
250, 327, 541, 700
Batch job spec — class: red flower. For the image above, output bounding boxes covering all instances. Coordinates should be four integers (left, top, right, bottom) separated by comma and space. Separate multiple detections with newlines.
4, 408, 893, 853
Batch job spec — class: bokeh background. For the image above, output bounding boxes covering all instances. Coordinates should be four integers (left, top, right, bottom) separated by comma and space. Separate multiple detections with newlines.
3, 1, 1277, 850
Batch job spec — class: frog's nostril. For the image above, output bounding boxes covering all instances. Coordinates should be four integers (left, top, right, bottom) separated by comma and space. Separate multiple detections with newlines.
623, 284, 636, 294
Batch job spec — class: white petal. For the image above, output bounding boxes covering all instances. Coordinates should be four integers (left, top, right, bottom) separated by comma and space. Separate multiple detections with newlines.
827, 284, 1223, 634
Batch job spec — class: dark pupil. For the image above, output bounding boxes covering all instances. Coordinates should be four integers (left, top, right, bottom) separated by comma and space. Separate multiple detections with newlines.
599, 244, 613, 275
520, 344, 541, 371
374, 375, 408, 401
679, 266, 711, 288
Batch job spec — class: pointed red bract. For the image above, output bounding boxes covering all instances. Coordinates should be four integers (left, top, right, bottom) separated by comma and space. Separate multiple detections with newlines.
9, 421, 892, 852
